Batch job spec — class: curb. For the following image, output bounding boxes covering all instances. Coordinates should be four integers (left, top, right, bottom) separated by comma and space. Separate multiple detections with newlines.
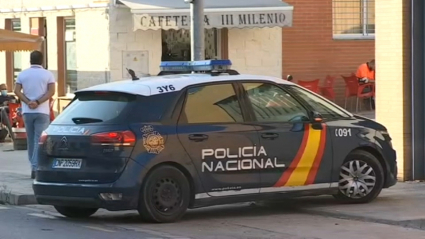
0, 191, 37, 205
301, 208, 425, 231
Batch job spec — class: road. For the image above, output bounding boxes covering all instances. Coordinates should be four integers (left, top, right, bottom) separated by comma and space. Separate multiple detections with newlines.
1, 200, 425, 239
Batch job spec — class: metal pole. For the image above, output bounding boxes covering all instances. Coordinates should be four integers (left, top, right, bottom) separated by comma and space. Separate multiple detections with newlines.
189, 0, 205, 61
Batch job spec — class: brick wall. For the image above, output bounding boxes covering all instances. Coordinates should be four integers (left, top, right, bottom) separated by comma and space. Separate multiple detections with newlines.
375, 0, 411, 180
282, 0, 374, 106
228, 28, 282, 78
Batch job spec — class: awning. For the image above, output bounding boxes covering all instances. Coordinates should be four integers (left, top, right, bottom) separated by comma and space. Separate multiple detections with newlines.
0, 28, 44, 52
118, 0, 294, 31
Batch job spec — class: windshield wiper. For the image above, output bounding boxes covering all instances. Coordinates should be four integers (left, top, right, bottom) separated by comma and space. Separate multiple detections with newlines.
71, 117, 103, 124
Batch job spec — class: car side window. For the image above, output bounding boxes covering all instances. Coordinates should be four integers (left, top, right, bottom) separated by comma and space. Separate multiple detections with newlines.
242, 82, 309, 123
288, 85, 351, 119
180, 83, 244, 124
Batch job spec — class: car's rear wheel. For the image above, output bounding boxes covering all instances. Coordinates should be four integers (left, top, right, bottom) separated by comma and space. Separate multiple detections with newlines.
333, 150, 384, 204
54, 206, 98, 218
138, 165, 190, 223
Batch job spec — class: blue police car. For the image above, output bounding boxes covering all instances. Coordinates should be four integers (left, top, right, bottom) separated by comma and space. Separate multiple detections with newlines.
33, 60, 397, 223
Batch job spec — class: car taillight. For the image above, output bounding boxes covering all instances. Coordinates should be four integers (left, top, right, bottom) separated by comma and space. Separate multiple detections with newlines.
39, 131, 47, 145
91, 130, 136, 146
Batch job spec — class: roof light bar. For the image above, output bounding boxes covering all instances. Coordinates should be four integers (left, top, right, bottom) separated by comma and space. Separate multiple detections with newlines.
159, 60, 232, 72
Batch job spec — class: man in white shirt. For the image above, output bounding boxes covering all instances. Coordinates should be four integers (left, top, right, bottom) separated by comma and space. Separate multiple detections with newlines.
14, 51, 56, 179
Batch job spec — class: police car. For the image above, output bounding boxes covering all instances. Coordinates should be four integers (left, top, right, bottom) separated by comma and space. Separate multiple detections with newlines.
33, 60, 397, 223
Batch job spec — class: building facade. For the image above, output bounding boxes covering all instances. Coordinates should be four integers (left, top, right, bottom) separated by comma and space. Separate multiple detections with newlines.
0, 0, 111, 98
0, 0, 291, 98
0, 0, 373, 100
283, 0, 375, 107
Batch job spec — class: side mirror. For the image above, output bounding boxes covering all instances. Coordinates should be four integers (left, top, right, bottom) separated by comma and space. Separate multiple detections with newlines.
311, 112, 323, 130
312, 111, 323, 122
287, 75, 293, 81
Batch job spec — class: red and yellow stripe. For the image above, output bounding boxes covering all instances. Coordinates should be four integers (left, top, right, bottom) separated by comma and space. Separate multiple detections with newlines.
274, 124, 327, 187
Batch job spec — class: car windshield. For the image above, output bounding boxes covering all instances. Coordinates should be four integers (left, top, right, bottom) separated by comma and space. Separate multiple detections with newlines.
286, 85, 353, 119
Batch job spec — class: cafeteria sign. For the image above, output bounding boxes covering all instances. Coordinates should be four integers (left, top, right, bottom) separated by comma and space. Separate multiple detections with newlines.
133, 11, 293, 30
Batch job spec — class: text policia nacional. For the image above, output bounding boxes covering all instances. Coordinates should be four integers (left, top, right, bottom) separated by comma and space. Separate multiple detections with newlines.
201, 146, 286, 172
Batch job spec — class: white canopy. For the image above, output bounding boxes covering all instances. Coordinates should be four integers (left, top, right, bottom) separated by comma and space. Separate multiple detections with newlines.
118, 0, 294, 31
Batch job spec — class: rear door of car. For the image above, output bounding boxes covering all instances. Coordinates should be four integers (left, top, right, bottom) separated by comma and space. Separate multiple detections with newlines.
176, 82, 261, 197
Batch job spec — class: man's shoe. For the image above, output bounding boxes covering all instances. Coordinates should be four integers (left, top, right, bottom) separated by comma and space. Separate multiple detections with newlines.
31, 171, 35, 179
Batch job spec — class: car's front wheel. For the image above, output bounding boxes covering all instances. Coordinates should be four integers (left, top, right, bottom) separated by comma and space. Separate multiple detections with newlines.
334, 150, 384, 204
138, 165, 190, 223
54, 206, 98, 218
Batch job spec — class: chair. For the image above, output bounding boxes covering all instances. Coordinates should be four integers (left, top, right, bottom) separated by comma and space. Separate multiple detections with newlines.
342, 73, 375, 112
49, 98, 56, 122
297, 79, 320, 94
319, 75, 336, 101
8, 102, 25, 129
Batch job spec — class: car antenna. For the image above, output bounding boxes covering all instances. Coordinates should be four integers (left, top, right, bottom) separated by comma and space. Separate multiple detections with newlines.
126, 68, 139, 81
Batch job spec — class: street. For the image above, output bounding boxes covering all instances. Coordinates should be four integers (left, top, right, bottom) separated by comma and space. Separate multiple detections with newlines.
3, 140, 425, 238
2, 198, 425, 239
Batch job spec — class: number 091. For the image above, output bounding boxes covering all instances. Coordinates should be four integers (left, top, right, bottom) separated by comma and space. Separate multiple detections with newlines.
335, 128, 351, 137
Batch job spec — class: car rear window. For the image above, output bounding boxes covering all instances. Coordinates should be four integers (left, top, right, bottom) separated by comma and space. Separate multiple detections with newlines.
53, 91, 137, 124
53, 91, 179, 125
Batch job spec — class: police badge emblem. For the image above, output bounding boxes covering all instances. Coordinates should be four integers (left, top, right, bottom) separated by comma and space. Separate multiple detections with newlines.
141, 125, 165, 154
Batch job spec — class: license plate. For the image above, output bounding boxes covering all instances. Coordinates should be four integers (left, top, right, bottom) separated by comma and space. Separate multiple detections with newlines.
52, 158, 82, 169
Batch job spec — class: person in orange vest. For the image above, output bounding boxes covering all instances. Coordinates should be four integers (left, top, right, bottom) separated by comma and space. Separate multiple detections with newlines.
356, 59, 375, 83
355, 59, 375, 110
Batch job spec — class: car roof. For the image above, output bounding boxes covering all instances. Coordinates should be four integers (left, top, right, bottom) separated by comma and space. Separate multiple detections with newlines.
75, 73, 296, 96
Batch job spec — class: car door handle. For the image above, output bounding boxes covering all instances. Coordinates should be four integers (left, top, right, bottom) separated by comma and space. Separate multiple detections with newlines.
261, 133, 279, 139
188, 134, 209, 141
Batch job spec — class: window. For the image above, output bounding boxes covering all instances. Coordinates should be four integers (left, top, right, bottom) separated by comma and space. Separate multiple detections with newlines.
54, 92, 137, 124
288, 85, 352, 119
64, 18, 77, 94
332, 0, 375, 39
181, 84, 243, 124
243, 83, 309, 123
55, 92, 178, 125
161, 29, 221, 61
12, 19, 22, 84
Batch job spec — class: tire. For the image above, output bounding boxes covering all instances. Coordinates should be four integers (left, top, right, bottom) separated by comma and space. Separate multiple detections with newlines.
54, 206, 98, 218
138, 165, 190, 223
333, 150, 384, 204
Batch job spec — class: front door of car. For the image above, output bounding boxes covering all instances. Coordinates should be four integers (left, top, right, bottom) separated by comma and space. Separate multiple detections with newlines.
238, 82, 333, 193
287, 85, 360, 185
176, 83, 261, 197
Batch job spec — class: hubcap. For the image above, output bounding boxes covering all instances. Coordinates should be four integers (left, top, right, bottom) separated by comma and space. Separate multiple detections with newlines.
152, 178, 181, 214
338, 160, 376, 199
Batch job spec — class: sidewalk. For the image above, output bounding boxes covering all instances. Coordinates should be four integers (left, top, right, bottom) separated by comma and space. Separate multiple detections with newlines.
0, 142, 36, 205
295, 182, 425, 230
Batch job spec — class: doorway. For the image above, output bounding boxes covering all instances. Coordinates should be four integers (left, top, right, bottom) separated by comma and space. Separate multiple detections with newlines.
30, 17, 48, 69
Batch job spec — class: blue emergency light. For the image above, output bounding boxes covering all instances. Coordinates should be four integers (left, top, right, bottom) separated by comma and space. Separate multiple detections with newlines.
159, 60, 232, 72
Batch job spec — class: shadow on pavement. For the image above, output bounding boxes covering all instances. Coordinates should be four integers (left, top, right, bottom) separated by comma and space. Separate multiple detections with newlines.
51, 195, 372, 224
